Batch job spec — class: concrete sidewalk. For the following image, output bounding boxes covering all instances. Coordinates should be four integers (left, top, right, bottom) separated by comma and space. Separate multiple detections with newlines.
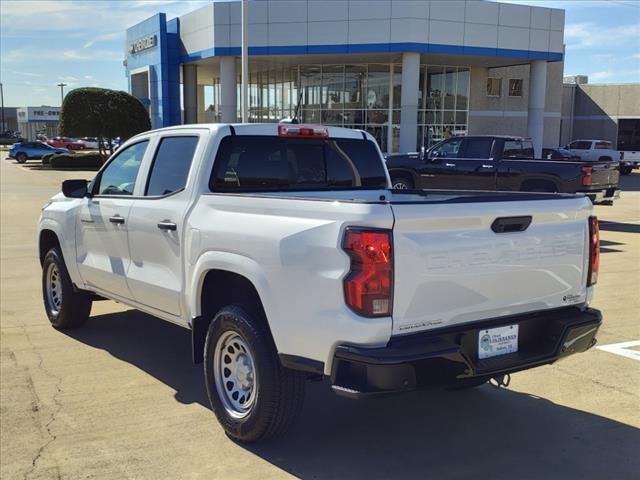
1, 157, 638, 479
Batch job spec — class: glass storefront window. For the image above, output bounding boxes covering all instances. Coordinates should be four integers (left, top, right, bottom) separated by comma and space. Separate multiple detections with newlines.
456, 68, 469, 110
344, 65, 365, 109
211, 62, 469, 153
418, 65, 470, 150
367, 64, 390, 110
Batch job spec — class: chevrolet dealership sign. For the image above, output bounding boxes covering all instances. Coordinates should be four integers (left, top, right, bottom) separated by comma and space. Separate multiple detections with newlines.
129, 35, 157, 54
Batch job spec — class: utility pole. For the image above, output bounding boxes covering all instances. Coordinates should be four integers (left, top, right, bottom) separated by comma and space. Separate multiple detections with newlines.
241, 0, 248, 123
56, 82, 67, 106
0, 82, 5, 131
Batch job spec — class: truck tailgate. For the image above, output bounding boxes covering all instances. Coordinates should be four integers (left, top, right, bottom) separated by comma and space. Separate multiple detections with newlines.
590, 161, 619, 187
389, 193, 592, 335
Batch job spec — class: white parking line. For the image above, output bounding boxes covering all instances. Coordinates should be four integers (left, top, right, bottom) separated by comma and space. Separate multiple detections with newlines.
596, 341, 640, 361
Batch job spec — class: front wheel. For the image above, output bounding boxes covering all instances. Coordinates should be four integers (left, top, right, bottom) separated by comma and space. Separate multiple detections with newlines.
16, 153, 27, 164
204, 306, 306, 443
620, 166, 633, 175
42, 248, 92, 328
391, 176, 414, 190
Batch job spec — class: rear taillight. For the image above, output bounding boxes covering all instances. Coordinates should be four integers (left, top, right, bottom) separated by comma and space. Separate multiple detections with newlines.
342, 229, 393, 317
587, 216, 599, 287
582, 165, 593, 186
278, 124, 328, 139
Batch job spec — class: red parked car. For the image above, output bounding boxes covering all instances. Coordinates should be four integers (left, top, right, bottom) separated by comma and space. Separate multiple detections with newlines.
47, 137, 85, 150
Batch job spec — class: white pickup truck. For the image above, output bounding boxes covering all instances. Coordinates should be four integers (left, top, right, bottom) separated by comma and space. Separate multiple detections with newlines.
566, 139, 640, 175
39, 124, 603, 442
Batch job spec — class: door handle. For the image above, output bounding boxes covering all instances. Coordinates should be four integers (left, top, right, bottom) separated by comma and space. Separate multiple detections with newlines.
157, 221, 177, 231
109, 215, 125, 225
444, 163, 457, 167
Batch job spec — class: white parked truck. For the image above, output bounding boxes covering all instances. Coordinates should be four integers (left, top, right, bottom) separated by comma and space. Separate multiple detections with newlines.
39, 124, 603, 442
566, 139, 640, 174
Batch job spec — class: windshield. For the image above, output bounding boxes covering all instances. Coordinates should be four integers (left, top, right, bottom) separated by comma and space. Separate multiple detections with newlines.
210, 136, 388, 192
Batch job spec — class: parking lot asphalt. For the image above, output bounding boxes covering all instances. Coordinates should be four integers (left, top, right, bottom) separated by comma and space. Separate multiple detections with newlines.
1, 156, 639, 480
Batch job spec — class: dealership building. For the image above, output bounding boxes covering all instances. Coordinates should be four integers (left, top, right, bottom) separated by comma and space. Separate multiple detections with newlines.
125, 0, 567, 154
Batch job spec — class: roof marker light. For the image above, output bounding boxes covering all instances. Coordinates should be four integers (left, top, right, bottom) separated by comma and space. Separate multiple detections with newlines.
278, 124, 328, 139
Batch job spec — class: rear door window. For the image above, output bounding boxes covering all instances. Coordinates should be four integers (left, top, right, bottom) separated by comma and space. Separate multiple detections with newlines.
460, 138, 494, 159
210, 136, 387, 191
145, 136, 199, 196
595, 141, 612, 150
503, 140, 535, 159
569, 141, 592, 150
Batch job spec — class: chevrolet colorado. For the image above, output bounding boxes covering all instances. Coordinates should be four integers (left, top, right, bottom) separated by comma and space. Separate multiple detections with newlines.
38, 124, 602, 442
385, 135, 620, 204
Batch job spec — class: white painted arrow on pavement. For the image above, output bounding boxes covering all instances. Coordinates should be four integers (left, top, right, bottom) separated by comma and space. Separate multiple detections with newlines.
596, 341, 640, 361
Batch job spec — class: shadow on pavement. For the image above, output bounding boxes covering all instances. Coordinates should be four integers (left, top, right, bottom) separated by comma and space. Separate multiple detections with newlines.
618, 171, 640, 192
66, 310, 640, 480
599, 221, 640, 234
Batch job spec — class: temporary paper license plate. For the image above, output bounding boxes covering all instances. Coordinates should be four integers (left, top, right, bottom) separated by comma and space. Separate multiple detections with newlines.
478, 324, 519, 359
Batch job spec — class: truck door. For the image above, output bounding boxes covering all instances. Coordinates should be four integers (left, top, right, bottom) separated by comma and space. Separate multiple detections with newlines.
76, 140, 149, 299
419, 136, 463, 189
445, 137, 497, 190
125, 134, 201, 318
568, 140, 593, 161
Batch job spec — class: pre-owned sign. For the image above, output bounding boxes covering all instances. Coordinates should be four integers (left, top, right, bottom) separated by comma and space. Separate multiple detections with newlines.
129, 35, 157, 54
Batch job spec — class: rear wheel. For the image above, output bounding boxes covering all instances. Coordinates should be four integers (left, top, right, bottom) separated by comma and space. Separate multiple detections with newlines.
16, 152, 27, 164
204, 306, 306, 443
42, 248, 92, 328
391, 176, 414, 190
620, 166, 633, 175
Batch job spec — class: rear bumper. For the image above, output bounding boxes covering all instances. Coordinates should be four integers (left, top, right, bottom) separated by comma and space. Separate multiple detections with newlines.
331, 307, 602, 399
581, 188, 620, 203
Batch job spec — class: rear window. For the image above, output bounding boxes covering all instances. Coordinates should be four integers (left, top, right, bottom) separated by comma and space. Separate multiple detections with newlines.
210, 136, 388, 191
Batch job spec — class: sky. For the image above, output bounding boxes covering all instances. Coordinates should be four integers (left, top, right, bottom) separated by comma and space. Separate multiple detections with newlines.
0, 0, 639, 108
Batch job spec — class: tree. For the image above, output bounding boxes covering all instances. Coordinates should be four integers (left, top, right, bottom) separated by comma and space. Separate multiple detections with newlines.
59, 87, 151, 159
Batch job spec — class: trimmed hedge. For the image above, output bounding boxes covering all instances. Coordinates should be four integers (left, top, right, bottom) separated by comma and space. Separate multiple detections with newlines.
49, 153, 104, 170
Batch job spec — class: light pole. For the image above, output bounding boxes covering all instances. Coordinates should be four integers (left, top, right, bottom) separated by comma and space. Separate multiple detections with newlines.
56, 82, 67, 106
241, 0, 248, 122
0, 82, 5, 131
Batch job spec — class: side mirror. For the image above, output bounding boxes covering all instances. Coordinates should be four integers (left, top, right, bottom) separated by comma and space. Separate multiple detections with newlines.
62, 179, 89, 198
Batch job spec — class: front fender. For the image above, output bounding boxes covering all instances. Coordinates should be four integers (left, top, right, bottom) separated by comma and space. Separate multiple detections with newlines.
39, 217, 83, 287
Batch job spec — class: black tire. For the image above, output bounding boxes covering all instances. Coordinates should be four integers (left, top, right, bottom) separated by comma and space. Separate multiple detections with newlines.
391, 175, 414, 190
16, 152, 27, 164
447, 376, 490, 390
620, 166, 632, 175
41, 248, 92, 329
204, 306, 306, 443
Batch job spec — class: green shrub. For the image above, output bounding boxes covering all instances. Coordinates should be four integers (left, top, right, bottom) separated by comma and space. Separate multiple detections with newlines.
49, 153, 103, 170
60, 87, 151, 159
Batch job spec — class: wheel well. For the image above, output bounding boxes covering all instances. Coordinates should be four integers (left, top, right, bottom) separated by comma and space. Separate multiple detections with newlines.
39, 230, 60, 266
598, 156, 612, 162
389, 170, 414, 185
192, 270, 271, 363
520, 179, 558, 193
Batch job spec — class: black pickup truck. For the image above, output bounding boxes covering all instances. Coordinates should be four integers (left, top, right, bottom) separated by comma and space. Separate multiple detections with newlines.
385, 135, 620, 204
